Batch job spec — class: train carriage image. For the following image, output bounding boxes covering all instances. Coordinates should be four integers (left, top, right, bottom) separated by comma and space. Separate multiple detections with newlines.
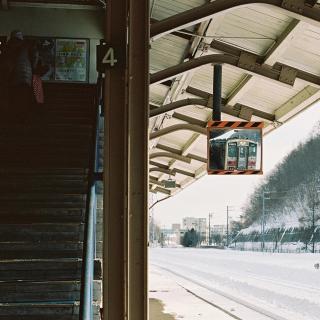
209, 129, 261, 171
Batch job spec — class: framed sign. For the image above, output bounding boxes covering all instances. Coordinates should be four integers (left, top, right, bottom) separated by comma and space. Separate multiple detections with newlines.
207, 121, 263, 175
55, 39, 88, 82
25, 36, 89, 83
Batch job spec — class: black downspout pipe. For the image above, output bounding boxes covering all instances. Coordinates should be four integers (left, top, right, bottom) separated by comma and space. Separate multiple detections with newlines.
213, 64, 222, 121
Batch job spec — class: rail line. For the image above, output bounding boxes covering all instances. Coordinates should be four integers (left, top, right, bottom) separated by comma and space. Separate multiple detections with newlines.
152, 263, 290, 320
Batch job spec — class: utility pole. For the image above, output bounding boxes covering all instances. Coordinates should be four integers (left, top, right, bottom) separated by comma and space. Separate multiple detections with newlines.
261, 190, 272, 252
226, 206, 229, 247
312, 185, 320, 254
208, 213, 213, 245
312, 202, 315, 254
262, 193, 265, 251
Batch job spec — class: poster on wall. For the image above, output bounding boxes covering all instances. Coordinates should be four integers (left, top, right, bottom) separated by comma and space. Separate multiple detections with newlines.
55, 39, 88, 82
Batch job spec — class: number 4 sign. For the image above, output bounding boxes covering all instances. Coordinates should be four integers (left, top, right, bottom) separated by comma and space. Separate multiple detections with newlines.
96, 41, 118, 73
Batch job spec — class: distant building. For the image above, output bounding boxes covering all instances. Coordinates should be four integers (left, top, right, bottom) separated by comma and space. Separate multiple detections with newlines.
182, 217, 207, 243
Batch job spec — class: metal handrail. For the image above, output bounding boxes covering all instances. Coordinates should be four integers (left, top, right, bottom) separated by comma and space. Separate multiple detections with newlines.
82, 184, 96, 320
81, 77, 103, 320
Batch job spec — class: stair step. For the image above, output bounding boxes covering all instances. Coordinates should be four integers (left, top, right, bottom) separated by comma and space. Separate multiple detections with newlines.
0, 281, 101, 303
0, 168, 89, 175
0, 208, 85, 223
0, 194, 86, 206
0, 224, 84, 242
1, 185, 88, 194
0, 259, 102, 281
0, 162, 90, 169
0, 303, 100, 320
0, 125, 93, 134
0, 193, 85, 199
0, 242, 83, 259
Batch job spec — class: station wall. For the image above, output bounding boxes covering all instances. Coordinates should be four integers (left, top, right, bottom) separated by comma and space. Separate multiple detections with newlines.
0, 5, 104, 83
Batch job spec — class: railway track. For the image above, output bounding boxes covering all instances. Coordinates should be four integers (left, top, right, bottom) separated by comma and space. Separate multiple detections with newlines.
151, 263, 291, 320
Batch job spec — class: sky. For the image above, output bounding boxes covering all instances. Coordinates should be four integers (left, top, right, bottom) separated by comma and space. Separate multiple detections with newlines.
152, 101, 320, 228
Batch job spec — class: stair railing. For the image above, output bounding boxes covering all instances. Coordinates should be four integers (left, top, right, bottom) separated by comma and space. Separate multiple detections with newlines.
81, 78, 103, 320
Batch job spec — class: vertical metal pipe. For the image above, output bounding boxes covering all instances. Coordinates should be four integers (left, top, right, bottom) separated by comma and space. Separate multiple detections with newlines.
226, 206, 229, 247
82, 185, 96, 320
208, 213, 211, 245
213, 64, 222, 121
262, 192, 265, 251
312, 203, 315, 253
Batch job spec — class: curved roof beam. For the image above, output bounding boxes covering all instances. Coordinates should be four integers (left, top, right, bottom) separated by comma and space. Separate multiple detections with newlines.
149, 167, 176, 176
150, 152, 192, 164
150, 0, 320, 40
150, 186, 171, 195
150, 97, 275, 121
150, 124, 207, 140
209, 41, 320, 87
156, 143, 207, 163
150, 98, 207, 117
150, 160, 196, 178
150, 53, 320, 87
149, 177, 182, 188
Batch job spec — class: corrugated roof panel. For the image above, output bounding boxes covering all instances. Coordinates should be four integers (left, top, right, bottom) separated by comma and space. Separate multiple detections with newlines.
149, 175, 160, 182
188, 64, 246, 97
150, 34, 189, 73
237, 78, 306, 113
189, 137, 207, 157
175, 105, 211, 122
148, 1, 320, 195
174, 159, 200, 172
150, 84, 170, 105
151, 0, 206, 20
150, 156, 171, 166
276, 24, 320, 75
157, 130, 196, 150
207, 5, 293, 55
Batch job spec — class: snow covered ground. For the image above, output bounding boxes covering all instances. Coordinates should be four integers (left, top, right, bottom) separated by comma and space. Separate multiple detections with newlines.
149, 248, 320, 320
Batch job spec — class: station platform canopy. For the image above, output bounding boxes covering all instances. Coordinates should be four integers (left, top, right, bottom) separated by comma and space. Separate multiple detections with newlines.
3, 0, 320, 197
149, 0, 320, 196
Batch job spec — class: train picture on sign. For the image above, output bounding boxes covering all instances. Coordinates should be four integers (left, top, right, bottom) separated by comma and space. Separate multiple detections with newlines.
207, 122, 263, 174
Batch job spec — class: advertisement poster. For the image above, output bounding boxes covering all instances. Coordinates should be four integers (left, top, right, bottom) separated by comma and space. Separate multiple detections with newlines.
55, 39, 88, 82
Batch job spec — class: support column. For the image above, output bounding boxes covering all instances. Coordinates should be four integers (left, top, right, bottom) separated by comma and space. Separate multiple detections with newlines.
128, 0, 149, 318
103, 0, 129, 319
104, 0, 149, 319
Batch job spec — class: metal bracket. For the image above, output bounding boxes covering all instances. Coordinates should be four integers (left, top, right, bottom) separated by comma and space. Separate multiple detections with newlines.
198, 42, 210, 53
238, 52, 257, 72
279, 65, 297, 85
281, 0, 305, 13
